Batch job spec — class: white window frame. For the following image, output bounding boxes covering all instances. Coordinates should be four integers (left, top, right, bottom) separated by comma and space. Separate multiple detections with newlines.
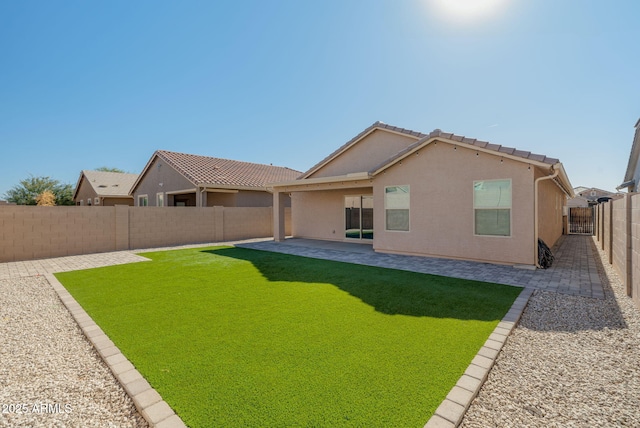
157, 192, 165, 207
473, 179, 512, 237
138, 195, 148, 207
94, 197, 100, 205
384, 185, 410, 232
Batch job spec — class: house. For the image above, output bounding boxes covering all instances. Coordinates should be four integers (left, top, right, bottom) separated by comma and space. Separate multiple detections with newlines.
271, 121, 574, 267
618, 118, 640, 192
130, 150, 301, 207
569, 186, 621, 207
73, 170, 139, 206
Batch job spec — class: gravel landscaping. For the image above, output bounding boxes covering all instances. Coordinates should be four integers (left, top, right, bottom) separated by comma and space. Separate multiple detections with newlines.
0, 275, 147, 428
461, 239, 640, 428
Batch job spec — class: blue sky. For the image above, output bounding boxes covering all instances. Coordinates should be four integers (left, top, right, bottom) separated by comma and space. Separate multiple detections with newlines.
1, 0, 638, 197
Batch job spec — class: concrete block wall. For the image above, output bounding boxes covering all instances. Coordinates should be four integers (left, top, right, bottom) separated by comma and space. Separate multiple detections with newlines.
0, 206, 291, 263
596, 194, 640, 308
632, 195, 640, 304
0, 206, 116, 262
128, 207, 218, 250
223, 207, 273, 241
612, 197, 627, 281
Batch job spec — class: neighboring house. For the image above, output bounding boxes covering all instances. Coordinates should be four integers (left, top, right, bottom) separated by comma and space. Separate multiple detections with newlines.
73, 170, 139, 206
271, 121, 574, 267
569, 186, 621, 207
130, 150, 301, 207
618, 117, 640, 192
567, 195, 590, 208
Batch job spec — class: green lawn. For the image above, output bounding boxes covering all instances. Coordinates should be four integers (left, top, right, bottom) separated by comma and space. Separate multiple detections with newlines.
55, 246, 521, 427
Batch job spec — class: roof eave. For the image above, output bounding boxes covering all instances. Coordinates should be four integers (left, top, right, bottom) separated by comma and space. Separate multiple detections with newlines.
552, 162, 575, 198
271, 172, 372, 189
616, 179, 635, 191
370, 136, 558, 177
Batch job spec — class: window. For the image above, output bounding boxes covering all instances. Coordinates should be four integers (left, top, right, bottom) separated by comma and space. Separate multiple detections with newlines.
157, 192, 164, 207
385, 185, 410, 231
87, 198, 92, 206
138, 195, 148, 206
474, 179, 511, 236
94, 197, 100, 205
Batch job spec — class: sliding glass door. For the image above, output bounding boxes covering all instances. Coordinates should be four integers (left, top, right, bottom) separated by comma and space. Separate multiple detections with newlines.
345, 195, 373, 240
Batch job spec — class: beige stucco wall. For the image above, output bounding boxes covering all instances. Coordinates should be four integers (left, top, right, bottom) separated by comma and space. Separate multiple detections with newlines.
74, 178, 98, 206
0, 205, 291, 262
206, 192, 237, 207
288, 141, 553, 265
205, 190, 288, 208
133, 157, 195, 206
309, 129, 419, 178
292, 188, 372, 241
372, 141, 536, 265
536, 171, 566, 248
102, 197, 134, 206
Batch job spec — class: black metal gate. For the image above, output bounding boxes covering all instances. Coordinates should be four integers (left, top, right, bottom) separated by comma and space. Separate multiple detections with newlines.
569, 207, 595, 234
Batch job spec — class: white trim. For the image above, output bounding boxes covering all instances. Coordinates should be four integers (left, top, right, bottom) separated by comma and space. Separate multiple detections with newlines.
138, 194, 149, 207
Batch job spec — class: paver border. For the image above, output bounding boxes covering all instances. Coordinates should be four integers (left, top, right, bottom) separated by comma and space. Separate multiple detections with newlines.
423, 286, 535, 428
45, 273, 187, 428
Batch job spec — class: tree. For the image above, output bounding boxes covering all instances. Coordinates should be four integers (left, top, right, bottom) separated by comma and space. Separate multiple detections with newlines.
4, 175, 75, 206
36, 190, 56, 206
95, 166, 126, 173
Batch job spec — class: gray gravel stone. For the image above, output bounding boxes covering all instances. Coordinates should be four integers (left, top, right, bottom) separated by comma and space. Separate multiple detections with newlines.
0, 275, 147, 427
461, 241, 640, 428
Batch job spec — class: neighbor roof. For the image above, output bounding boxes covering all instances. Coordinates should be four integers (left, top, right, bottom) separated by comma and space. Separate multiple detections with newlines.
73, 170, 139, 199
132, 150, 302, 193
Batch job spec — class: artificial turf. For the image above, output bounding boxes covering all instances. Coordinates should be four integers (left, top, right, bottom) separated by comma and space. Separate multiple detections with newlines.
55, 246, 521, 427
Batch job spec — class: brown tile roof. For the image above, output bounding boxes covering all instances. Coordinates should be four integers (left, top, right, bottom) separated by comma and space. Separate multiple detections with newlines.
369, 127, 560, 175
425, 128, 559, 165
156, 150, 302, 187
302, 121, 560, 179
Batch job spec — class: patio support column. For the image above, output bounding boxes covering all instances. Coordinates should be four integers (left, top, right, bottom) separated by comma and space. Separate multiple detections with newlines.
273, 190, 286, 242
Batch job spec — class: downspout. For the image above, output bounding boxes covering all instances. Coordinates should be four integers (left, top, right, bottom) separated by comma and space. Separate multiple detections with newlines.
534, 167, 559, 268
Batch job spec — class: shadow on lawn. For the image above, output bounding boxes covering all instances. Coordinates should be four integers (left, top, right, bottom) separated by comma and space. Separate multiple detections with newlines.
201, 247, 520, 321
